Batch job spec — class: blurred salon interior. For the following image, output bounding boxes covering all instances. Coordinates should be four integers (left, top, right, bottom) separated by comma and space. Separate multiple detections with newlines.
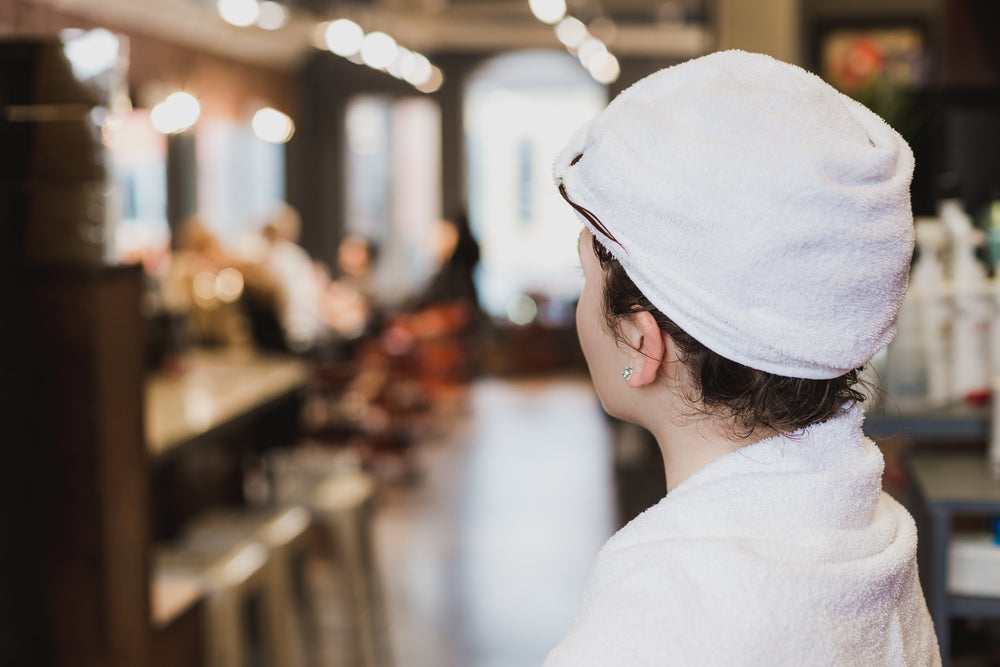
4, 0, 1000, 665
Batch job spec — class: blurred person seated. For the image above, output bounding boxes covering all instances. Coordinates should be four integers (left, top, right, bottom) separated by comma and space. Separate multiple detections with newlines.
338, 235, 376, 300
418, 211, 481, 312
252, 207, 380, 358
161, 215, 281, 350
373, 212, 484, 398
259, 203, 327, 354
318, 235, 379, 346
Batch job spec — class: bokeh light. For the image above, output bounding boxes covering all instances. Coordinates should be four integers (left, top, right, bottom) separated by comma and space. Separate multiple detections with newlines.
150, 92, 200, 134
216, 268, 245, 303
403, 52, 433, 86
360, 31, 398, 70
217, 0, 260, 27
61, 28, 120, 80
252, 107, 295, 144
577, 37, 608, 70
256, 1, 288, 30
589, 52, 620, 84
507, 294, 539, 326
555, 17, 588, 49
416, 66, 444, 93
529, 0, 566, 25
324, 18, 364, 57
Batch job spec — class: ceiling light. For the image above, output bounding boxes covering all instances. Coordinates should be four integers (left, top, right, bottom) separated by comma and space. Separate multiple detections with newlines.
217, 0, 260, 27
252, 107, 295, 143
61, 28, 120, 80
150, 92, 200, 134
387, 47, 410, 79
555, 17, 587, 49
256, 1, 288, 30
589, 52, 620, 84
324, 18, 364, 56
416, 66, 444, 94
360, 31, 398, 70
318, 21, 440, 91
399, 50, 418, 82
403, 52, 433, 86
529, 0, 566, 24
577, 37, 608, 70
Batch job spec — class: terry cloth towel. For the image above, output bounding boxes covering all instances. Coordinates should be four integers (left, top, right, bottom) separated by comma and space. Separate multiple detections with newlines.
553, 50, 916, 380
543, 405, 941, 667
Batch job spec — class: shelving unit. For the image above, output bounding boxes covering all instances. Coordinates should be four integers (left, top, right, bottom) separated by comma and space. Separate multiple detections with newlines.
864, 401, 991, 442
904, 451, 1000, 664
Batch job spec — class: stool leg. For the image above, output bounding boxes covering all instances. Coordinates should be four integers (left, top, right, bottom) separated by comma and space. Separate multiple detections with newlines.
205, 588, 245, 667
261, 548, 306, 667
325, 501, 380, 667
292, 551, 323, 667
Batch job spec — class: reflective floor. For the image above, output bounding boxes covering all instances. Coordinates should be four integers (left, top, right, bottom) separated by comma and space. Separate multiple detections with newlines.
373, 375, 616, 667
365, 374, 1000, 667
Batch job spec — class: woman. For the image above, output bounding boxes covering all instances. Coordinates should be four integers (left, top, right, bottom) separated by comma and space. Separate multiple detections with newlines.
546, 51, 940, 665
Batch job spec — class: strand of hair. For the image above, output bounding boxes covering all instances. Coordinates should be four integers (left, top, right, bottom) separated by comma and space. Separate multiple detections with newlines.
557, 183, 624, 250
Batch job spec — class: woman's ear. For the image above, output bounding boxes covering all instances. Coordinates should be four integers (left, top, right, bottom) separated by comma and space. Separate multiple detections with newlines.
623, 310, 665, 387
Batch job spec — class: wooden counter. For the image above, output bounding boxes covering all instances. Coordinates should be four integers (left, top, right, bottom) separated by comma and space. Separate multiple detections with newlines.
146, 348, 309, 460
146, 348, 309, 543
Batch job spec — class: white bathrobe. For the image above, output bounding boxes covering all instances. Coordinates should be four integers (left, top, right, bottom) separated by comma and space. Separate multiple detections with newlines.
544, 405, 941, 666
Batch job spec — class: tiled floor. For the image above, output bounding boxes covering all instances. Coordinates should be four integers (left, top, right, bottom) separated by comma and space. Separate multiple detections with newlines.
372, 375, 616, 667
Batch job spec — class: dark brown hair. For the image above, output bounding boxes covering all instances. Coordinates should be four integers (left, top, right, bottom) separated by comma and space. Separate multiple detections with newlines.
591, 236, 866, 437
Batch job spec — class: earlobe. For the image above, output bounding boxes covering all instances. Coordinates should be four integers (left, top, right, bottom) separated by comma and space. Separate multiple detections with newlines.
625, 311, 664, 387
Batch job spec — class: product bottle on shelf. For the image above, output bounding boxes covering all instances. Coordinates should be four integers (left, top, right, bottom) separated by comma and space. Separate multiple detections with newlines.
941, 199, 992, 404
910, 218, 951, 405
979, 186, 1000, 274
886, 262, 926, 402
990, 396, 1000, 478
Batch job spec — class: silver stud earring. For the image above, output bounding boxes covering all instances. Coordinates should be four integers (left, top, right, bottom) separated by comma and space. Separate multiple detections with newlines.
621, 367, 634, 383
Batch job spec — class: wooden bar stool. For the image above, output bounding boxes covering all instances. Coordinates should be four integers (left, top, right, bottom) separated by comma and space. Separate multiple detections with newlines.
182, 505, 315, 667
153, 539, 269, 667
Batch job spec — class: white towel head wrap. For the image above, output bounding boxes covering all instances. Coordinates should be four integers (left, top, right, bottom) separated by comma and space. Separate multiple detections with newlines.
554, 50, 915, 380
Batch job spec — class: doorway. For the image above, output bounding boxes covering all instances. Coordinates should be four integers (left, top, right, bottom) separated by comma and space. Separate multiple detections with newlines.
465, 50, 606, 324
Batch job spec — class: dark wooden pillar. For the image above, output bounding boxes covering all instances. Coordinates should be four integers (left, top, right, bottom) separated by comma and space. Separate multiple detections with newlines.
17, 266, 152, 667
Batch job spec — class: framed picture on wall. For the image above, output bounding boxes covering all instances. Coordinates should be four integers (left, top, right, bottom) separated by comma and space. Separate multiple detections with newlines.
811, 18, 932, 140
817, 22, 930, 94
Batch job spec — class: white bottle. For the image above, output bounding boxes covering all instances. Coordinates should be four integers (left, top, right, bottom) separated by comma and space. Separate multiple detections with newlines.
941, 201, 992, 403
990, 389, 1000, 479
886, 275, 926, 403
911, 218, 951, 405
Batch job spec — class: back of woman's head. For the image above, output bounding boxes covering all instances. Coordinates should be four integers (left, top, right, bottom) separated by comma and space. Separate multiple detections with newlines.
592, 236, 866, 437
553, 51, 913, 436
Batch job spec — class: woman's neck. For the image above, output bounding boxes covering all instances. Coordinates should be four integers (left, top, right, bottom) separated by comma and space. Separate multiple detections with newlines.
646, 408, 776, 492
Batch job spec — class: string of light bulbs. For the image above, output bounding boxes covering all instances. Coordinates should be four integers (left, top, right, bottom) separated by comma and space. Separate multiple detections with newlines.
318, 18, 443, 93
146, 1, 444, 138
215, 0, 443, 93
528, 0, 620, 84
